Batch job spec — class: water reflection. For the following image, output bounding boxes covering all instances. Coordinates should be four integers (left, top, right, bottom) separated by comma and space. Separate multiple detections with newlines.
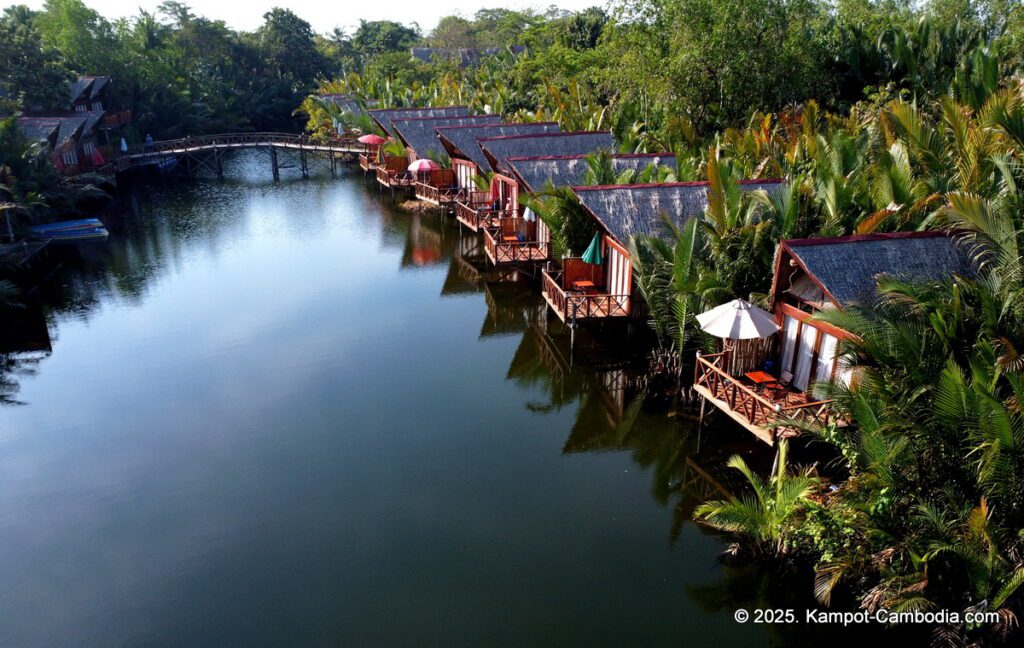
0, 152, 842, 647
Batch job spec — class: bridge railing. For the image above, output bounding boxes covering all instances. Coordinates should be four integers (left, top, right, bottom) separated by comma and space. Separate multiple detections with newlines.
121, 133, 369, 157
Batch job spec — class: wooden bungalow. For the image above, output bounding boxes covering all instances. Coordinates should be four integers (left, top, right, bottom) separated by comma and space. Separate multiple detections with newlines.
70, 76, 110, 112
693, 231, 978, 445
367, 106, 472, 190
435, 122, 562, 204
456, 130, 615, 234
541, 180, 784, 324
389, 115, 502, 205
483, 153, 678, 267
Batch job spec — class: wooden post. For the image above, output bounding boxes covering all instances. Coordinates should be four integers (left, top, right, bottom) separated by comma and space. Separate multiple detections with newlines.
329, 152, 336, 177
300, 149, 308, 178
270, 148, 279, 181
215, 150, 224, 180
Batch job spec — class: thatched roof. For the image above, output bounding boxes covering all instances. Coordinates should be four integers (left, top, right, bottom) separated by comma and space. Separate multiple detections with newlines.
573, 180, 786, 244
436, 122, 561, 170
478, 131, 616, 174
367, 106, 470, 134
783, 232, 978, 306
508, 153, 676, 192
317, 93, 367, 115
391, 115, 501, 160
69, 78, 92, 104
411, 46, 525, 66
17, 117, 61, 146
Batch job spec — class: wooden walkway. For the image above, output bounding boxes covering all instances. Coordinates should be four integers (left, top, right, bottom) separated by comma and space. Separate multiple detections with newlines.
114, 132, 369, 179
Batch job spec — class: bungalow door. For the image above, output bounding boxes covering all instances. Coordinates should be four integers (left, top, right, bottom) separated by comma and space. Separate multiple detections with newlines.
455, 160, 475, 190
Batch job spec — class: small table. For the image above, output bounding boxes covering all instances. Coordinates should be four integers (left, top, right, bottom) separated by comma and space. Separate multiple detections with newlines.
572, 280, 595, 292
744, 371, 778, 392
503, 236, 519, 244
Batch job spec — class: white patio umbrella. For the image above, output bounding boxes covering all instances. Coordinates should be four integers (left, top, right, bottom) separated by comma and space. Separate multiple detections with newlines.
696, 299, 780, 340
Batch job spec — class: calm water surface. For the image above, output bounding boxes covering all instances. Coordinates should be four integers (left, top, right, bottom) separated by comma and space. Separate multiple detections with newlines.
0, 153, 864, 647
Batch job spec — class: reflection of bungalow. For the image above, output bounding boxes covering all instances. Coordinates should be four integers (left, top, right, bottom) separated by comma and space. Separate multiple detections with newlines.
389, 115, 502, 205
456, 131, 615, 233
541, 180, 784, 324
694, 231, 977, 445
437, 122, 561, 224
367, 106, 471, 190
484, 153, 678, 266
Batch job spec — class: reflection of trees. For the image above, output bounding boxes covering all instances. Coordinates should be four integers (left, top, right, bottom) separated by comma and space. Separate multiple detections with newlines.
0, 301, 51, 405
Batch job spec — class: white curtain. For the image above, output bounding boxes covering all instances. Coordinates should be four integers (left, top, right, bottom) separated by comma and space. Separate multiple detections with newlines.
814, 333, 839, 386
793, 325, 819, 391
778, 316, 799, 376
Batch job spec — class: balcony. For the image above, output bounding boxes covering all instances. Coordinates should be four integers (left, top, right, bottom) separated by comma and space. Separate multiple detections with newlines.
692, 351, 833, 445
482, 223, 551, 266
455, 191, 515, 231
540, 259, 629, 322
414, 169, 460, 205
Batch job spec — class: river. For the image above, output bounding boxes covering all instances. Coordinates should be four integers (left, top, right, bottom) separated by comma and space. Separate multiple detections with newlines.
0, 152, 891, 647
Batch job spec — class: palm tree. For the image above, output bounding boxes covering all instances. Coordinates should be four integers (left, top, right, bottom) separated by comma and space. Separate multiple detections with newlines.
694, 440, 819, 556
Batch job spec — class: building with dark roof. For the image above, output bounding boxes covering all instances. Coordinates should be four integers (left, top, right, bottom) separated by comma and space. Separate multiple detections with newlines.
692, 229, 979, 446
540, 179, 786, 326
478, 131, 615, 174
391, 114, 501, 161
70, 76, 111, 112
573, 180, 783, 245
771, 231, 977, 310
437, 122, 561, 172
508, 153, 676, 192
410, 45, 526, 66
367, 106, 470, 135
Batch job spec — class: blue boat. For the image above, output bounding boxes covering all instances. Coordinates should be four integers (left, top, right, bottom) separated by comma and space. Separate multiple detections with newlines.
29, 219, 109, 242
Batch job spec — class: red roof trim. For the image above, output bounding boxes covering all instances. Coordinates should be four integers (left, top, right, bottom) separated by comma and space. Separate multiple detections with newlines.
391, 114, 499, 124
367, 105, 469, 114
477, 130, 612, 143
572, 178, 786, 192
434, 121, 559, 132
782, 230, 956, 248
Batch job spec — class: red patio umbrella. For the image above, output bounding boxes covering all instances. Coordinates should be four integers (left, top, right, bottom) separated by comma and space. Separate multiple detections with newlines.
358, 134, 387, 145
408, 159, 441, 173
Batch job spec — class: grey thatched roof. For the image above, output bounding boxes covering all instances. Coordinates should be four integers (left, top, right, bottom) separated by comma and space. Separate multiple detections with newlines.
54, 116, 86, 147
574, 180, 786, 244
318, 93, 365, 115
479, 132, 616, 174
69, 77, 92, 104
368, 106, 470, 134
89, 76, 110, 99
411, 46, 524, 66
785, 232, 978, 306
437, 122, 561, 170
17, 118, 60, 145
508, 154, 676, 192
391, 115, 502, 160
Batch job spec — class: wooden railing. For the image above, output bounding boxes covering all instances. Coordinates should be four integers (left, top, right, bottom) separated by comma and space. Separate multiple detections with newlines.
101, 110, 132, 129
455, 201, 515, 231
415, 182, 462, 204
359, 153, 375, 171
693, 351, 832, 440
482, 227, 551, 264
540, 265, 629, 321
121, 132, 368, 158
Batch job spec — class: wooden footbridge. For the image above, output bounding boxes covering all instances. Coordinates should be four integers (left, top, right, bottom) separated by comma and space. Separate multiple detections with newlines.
114, 132, 369, 179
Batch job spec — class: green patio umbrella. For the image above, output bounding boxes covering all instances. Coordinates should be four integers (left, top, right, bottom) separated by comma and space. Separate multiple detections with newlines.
581, 233, 603, 265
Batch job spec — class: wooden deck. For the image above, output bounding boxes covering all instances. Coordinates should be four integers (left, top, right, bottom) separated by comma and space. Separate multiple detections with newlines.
454, 191, 515, 232
540, 263, 629, 323
482, 227, 550, 265
693, 351, 833, 445
415, 182, 461, 205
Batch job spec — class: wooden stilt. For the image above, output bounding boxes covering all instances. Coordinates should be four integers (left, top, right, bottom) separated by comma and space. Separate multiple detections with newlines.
270, 148, 279, 181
